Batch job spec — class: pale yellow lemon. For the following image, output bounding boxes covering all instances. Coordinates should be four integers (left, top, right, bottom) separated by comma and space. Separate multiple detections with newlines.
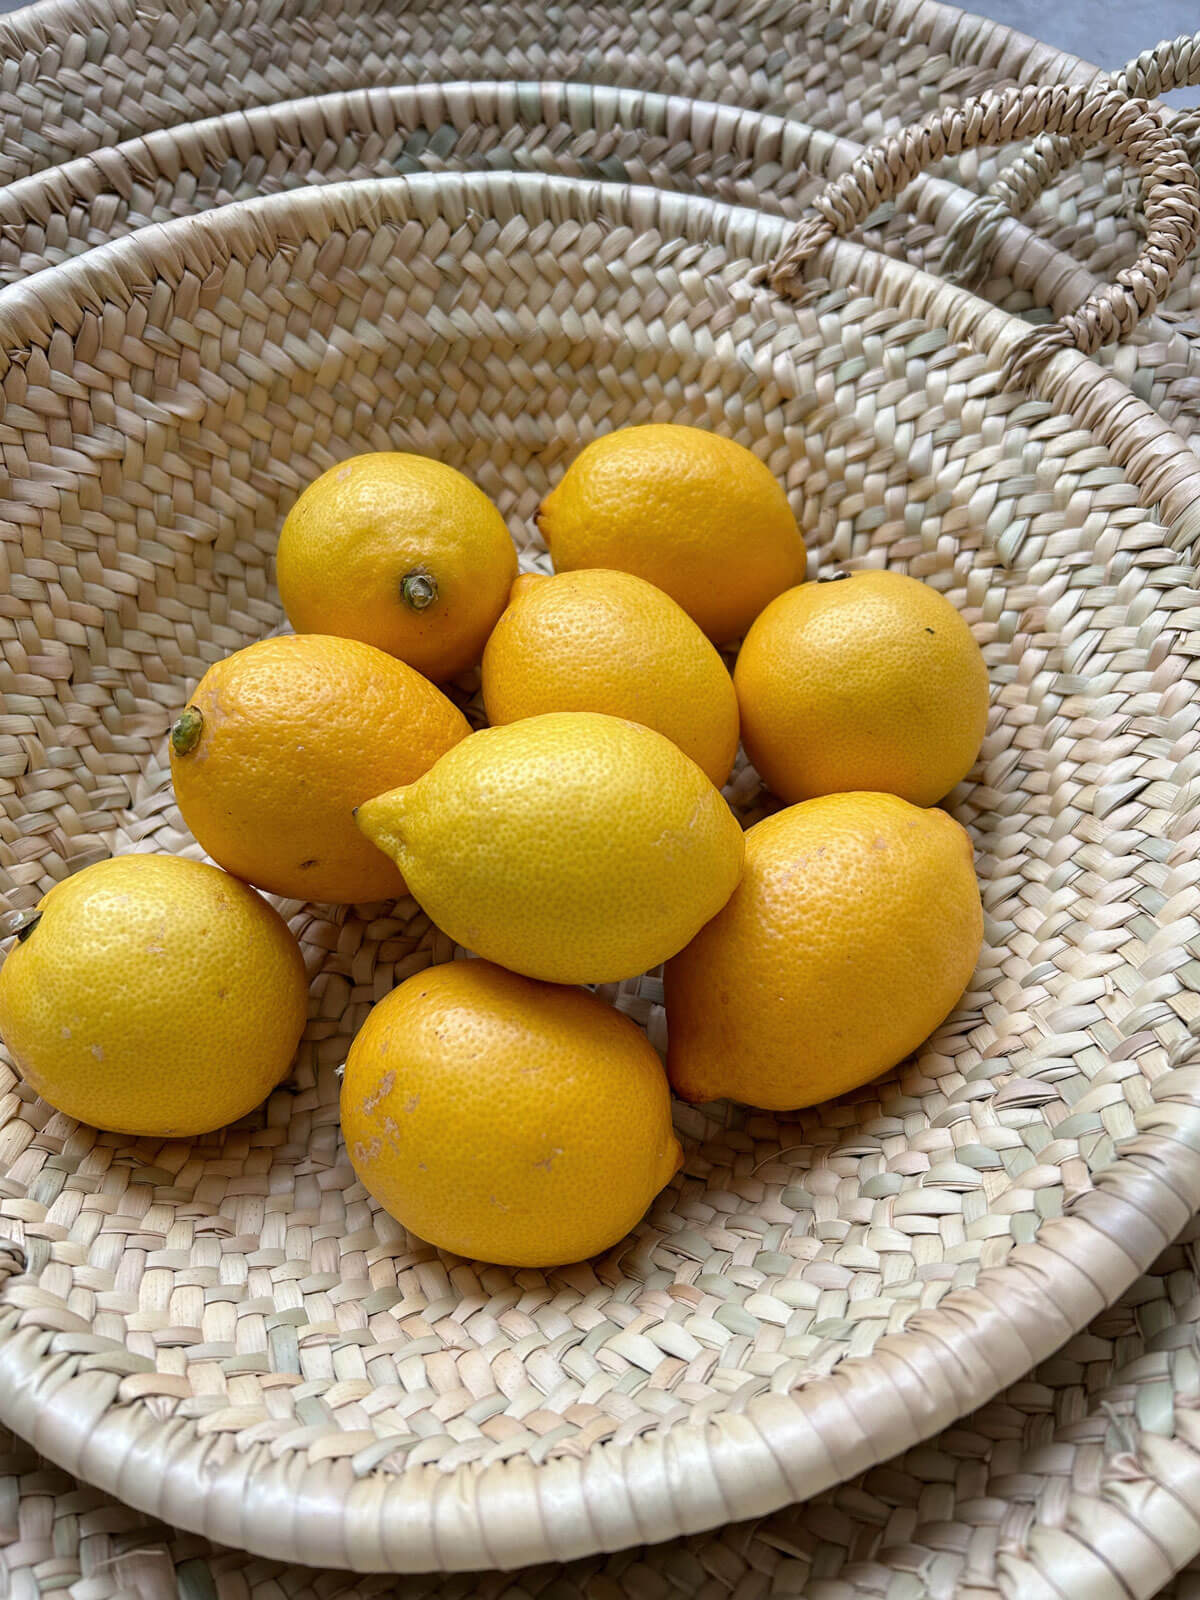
356, 711, 745, 984
0, 854, 307, 1136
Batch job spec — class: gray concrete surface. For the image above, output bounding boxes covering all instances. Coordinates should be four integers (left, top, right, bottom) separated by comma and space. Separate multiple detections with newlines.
973, 0, 1192, 71
968, 0, 1198, 99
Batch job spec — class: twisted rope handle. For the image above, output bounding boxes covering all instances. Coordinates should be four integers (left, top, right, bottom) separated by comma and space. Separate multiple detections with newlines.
940, 33, 1200, 289
768, 85, 1200, 389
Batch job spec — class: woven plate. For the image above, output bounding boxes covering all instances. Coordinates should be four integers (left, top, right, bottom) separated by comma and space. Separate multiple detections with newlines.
0, 81, 1026, 288
0, 0, 1105, 185
0, 70, 1196, 464
4, 1216, 1200, 1597
3, 94, 1200, 1568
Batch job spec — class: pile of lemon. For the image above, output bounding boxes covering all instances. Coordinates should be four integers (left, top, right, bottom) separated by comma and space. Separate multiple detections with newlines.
0, 425, 987, 1269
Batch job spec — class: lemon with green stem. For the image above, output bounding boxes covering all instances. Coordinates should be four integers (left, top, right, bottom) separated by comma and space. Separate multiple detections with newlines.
276, 452, 518, 681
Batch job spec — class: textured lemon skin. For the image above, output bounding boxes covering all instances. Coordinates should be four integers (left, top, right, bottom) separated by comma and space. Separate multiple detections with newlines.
0, 854, 308, 1137
482, 568, 739, 786
735, 570, 989, 806
356, 711, 745, 985
276, 452, 518, 681
169, 633, 469, 904
537, 425, 807, 643
341, 959, 682, 1267
665, 792, 983, 1111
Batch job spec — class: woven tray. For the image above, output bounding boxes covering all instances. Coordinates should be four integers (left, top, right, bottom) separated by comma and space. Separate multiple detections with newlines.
3, 82, 1200, 1571
0, 81, 1038, 288
10, 2, 1197, 471
5, 1216, 1200, 1597
0, 68, 1196, 460
0, 0, 1106, 185
941, 30, 1200, 293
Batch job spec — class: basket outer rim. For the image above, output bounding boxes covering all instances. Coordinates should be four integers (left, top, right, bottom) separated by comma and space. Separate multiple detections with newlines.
1, 169, 1200, 1571
0, 71, 1183, 479
0, 0, 1110, 103
0, 74, 1121, 359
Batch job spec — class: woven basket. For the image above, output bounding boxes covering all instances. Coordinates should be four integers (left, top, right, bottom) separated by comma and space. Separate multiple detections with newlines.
5, 1218, 1200, 1597
941, 29, 1200, 293
2, 86, 1200, 1571
0, 81, 968, 286
0, 0, 1107, 185
0, 81, 1050, 291
5, 73, 1200, 479
0, 69, 1196, 453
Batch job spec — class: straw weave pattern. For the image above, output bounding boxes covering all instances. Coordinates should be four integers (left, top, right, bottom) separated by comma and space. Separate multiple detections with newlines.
3, 1217, 1200, 1596
0, 0, 1199, 1583
2, 172, 1200, 1567
765, 85, 1200, 386
0, 0, 1103, 187
0, 76, 1198, 466
941, 31, 1200, 293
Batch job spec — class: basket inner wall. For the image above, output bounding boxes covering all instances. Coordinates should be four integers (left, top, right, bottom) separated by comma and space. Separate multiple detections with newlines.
4, 77, 1197, 476
0, 198, 1191, 1477
0, 0, 1059, 184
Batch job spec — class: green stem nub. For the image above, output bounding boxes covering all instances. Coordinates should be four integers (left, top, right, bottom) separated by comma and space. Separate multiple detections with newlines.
171, 706, 205, 757
400, 569, 438, 612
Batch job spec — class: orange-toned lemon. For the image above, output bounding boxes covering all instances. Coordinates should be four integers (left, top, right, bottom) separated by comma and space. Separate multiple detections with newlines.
342, 959, 682, 1266
665, 792, 982, 1110
276, 452, 517, 681
482, 569, 739, 785
537, 424, 806, 642
169, 634, 469, 904
735, 570, 989, 806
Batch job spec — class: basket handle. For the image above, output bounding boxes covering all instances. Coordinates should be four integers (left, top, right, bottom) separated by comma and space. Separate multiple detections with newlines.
941, 33, 1200, 289
767, 85, 1200, 388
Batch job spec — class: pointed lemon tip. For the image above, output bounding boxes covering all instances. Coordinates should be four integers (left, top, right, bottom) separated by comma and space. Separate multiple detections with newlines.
355, 788, 411, 864
534, 494, 556, 547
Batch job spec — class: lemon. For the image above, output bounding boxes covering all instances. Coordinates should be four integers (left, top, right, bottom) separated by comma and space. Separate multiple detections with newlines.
276, 452, 518, 681
665, 793, 983, 1110
342, 959, 682, 1266
0, 855, 308, 1136
735, 570, 989, 806
169, 633, 469, 905
482, 569, 740, 785
537, 424, 806, 642
356, 711, 745, 984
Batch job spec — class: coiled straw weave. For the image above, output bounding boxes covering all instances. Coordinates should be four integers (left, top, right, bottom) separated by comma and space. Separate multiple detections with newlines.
3, 83, 1200, 1562
0, 0, 1107, 184
941, 30, 1200, 294
6, 1215, 1200, 1596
